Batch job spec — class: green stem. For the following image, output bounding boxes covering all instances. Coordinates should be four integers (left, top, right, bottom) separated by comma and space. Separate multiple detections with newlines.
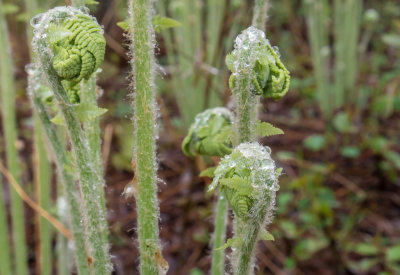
129, 0, 165, 274
28, 67, 90, 275
34, 115, 52, 275
24, 0, 53, 273
71, 0, 86, 6
234, 79, 258, 144
0, 2, 28, 274
0, 171, 12, 275
80, 77, 108, 242
305, 0, 331, 117
252, 0, 269, 31
211, 191, 227, 275
233, 197, 272, 275
34, 12, 111, 273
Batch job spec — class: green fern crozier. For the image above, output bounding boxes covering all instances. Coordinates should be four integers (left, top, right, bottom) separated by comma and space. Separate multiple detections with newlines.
182, 107, 234, 157
47, 13, 106, 103
209, 142, 279, 221
226, 26, 290, 100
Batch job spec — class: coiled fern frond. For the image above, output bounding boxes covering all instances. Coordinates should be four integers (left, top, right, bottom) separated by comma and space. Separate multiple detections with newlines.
209, 142, 279, 221
182, 107, 234, 157
43, 11, 106, 103
226, 26, 290, 100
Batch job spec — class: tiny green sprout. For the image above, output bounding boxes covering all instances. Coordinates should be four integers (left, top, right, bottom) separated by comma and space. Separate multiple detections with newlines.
182, 107, 234, 157
209, 142, 279, 221
226, 26, 290, 100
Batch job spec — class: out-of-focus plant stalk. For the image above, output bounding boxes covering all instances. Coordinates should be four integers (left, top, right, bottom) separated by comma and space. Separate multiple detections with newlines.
0, 159, 12, 275
0, 1, 28, 274
211, 192, 227, 275
333, 0, 363, 107
24, 0, 52, 274
305, 0, 331, 117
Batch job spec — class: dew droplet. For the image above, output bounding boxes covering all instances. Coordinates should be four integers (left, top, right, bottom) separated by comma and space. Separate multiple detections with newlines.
30, 13, 44, 28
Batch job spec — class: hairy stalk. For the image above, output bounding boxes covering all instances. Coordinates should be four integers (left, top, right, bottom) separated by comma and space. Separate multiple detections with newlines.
129, 0, 167, 274
211, 192, 228, 275
32, 7, 111, 274
27, 65, 90, 275
80, 77, 108, 242
24, 0, 53, 273
70, 0, 109, 248
252, 0, 269, 31
0, 2, 28, 274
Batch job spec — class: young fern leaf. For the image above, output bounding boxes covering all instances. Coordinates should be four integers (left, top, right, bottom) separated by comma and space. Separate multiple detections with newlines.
182, 107, 234, 157
226, 26, 290, 100
47, 13, 106, 103
254, 120, 284, 137
31, 7, 111, 274
209, 142, 280, 274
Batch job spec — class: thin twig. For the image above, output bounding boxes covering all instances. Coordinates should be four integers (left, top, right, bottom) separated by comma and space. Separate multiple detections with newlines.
0, 162, 72, 240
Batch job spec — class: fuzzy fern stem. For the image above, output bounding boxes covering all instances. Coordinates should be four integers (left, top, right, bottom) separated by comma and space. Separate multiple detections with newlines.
128, 0, 166, 274
0, 1, 28, 274
252, 0, 269, 32
69, 0, 109, 247
27, 65, 90, 275
32, 7, 111, 274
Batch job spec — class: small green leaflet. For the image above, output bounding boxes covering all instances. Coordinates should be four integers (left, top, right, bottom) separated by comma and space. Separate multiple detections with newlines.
214, 237, 242, 251
254, 120, 284, 137
51, 113, 65, 126
74, 102, 108, 121
153, 15, 181, 33
199, 167, 216, 178
51, 102, 107, 125
260, 228, 275, 241
219, 177, 253, 196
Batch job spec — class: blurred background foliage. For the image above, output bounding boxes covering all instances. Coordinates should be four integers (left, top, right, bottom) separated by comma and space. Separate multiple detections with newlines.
0, 0, 399, 274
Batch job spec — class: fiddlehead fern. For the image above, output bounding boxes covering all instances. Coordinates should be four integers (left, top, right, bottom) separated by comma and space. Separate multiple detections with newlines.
226, 26, 290, 100
31, 7, 111, 274
42, 11, 106, 104
182, 107, 234, 157
209, 142, 278, 221
209, 142, 279, 274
